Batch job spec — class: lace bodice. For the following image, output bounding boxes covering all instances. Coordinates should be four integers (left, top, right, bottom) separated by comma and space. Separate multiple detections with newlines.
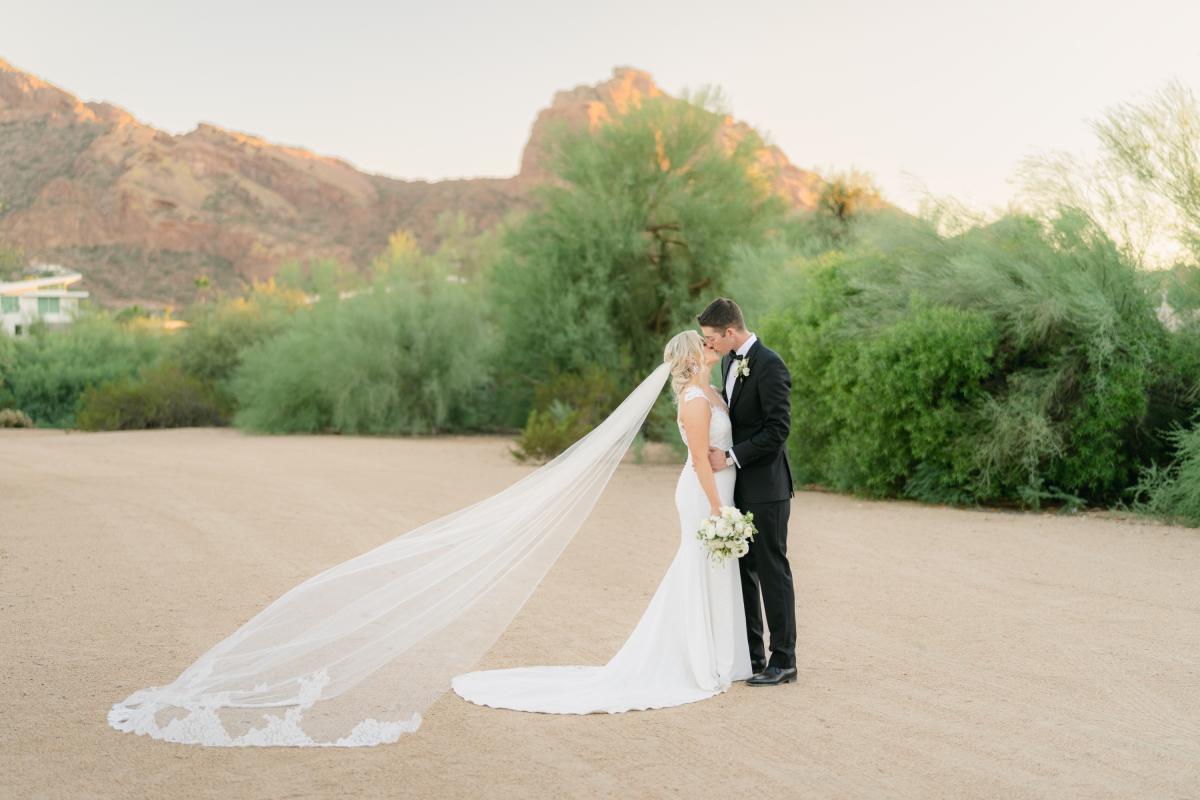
676, 385, 733, 452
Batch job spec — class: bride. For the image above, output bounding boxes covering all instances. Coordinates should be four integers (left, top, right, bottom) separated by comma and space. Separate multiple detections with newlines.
451, 330, 752, 713
108, 329, 752, 747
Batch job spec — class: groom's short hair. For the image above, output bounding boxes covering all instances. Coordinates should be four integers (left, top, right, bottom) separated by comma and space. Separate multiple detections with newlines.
697, 298, 745, 331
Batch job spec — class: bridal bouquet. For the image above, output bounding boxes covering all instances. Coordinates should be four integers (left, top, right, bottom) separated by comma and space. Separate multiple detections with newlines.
695, 506, 757, 564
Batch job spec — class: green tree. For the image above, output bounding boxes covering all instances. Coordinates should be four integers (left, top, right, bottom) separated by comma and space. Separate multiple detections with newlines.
229, 235, 498, 435
491, 89, 787, 427
1095, 80, 1200, 262
275, 257, 363, 297
816, 169, 882, 231
1018, 79, 1200, 268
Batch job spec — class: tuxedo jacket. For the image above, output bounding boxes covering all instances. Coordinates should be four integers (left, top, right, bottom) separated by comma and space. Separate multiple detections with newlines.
722, 338, 795, 505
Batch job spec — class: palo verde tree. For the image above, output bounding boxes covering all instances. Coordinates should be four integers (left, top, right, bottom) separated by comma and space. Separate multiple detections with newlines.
491, 88, 787, 427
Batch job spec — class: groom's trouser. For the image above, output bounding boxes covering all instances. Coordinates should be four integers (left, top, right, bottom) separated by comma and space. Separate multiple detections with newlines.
738, 499, 796, 670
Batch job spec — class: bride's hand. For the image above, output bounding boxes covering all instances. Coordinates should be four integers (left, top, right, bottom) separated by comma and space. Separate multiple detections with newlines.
709, 503, 721, 518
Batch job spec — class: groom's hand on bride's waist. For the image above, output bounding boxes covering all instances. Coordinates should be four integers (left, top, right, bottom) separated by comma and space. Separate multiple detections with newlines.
708, 446, 731, 472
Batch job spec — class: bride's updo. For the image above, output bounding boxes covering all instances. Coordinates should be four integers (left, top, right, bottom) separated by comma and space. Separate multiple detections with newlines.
663, 330, 707, 403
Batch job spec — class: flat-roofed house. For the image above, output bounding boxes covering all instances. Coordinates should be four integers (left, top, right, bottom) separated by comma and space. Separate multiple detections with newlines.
0, 269, 90, 336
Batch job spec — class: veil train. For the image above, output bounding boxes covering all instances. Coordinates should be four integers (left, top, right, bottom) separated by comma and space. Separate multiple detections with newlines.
108, 362, 671, 747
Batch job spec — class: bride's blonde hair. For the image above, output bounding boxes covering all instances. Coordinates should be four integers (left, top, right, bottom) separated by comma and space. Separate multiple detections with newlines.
663, 330, 707, 403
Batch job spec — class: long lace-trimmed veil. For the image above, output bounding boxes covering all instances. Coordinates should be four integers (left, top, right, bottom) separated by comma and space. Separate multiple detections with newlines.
108, 361, 672, 747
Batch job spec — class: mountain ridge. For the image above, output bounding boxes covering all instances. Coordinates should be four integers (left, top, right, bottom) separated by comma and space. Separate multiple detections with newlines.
0, 59, 830, 308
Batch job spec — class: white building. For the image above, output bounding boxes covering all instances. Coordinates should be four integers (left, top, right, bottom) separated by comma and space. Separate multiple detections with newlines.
0, 268, 90, 336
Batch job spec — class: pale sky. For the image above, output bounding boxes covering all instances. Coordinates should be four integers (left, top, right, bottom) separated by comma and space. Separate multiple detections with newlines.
4, 0, 1200, 216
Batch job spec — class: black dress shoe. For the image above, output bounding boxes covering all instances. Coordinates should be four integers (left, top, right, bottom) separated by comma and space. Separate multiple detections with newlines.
746, 665, 797, 686
751, 661, 767, 675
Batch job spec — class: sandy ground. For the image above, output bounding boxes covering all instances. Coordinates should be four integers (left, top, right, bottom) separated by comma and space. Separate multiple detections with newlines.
1, 427, 1198, 799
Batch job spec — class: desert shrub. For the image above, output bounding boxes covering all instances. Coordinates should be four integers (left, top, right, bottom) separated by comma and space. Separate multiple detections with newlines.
764, 207, 1169, 508
725, 238, 807, 324
1128, 412, 1200, 526
167, 287, 303, 413
511, 367, 622, 462
229, 245, 497, 435
757, 250, 863, 489
1123, 265, 1200, 525
836, 301, 997, 503
275, 257, 363, 296
1147, 266, 1200, 432
511, 402, 587, 463
0, 313, 163, 428
0, 408, 34, 427
724, 183, 891, 318
742, 80, 1200, 513
0, 330, 16, 410
763, 272, 997, 503
76, 362, 227, 430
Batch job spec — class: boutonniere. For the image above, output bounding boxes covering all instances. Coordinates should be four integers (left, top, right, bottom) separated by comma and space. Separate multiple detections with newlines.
734, 357, 750, 379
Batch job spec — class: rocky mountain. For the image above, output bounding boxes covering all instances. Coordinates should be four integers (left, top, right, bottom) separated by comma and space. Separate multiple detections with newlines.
0, 60, 829, 308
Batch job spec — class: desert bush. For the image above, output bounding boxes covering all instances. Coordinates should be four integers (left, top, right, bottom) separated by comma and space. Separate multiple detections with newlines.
275, 257, 363, 296
511, 366, 622, 462
764, 207, 1170, 508
1128, 412, 1200, 526
511, 402, 587, 463
167, 286, 304, 413
0, 330, 15, 410
833, 301, 996, 503
0, 407, 34, 427
733, 81, 1200, 516
0, 313, 163, 428
229, 240, 497, 435
76, 362, 227, 430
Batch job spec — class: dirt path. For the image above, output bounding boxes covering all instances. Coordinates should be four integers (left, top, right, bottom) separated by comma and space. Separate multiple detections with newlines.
2, 428, 1197, 799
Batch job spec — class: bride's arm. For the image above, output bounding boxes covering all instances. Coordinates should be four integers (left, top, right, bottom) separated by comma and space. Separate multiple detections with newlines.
680, 395, 723, 516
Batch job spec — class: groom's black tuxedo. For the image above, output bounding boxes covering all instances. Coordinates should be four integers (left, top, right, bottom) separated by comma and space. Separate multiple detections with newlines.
722, 338, 797, 671
723, 340, 795, 505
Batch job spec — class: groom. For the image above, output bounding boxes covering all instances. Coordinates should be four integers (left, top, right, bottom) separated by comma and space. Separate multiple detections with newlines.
698, 298, 797, 686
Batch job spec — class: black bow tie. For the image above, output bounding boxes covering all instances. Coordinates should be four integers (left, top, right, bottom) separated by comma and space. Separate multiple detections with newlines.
731, 353, 746, 360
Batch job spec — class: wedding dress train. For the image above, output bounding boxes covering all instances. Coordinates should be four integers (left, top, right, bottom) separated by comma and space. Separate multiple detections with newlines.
107, 364, 749, 747
451, 385, 752, 713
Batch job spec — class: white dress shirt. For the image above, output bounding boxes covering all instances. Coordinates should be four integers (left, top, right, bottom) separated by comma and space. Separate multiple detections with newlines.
724, 332, 757, 403
724, 332, 756, 468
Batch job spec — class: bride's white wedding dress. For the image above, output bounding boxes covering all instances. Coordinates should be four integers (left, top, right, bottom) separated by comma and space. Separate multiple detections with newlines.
107, 364, 750, 747
451, 384, 752, 713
